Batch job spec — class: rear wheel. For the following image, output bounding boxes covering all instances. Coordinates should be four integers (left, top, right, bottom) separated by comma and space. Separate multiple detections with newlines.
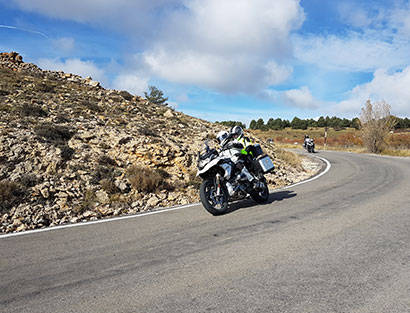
199, 179, 228, 215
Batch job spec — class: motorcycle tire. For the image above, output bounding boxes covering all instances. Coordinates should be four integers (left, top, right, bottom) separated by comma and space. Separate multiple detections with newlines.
250, 182, 269, 204
199, 179, 229, 215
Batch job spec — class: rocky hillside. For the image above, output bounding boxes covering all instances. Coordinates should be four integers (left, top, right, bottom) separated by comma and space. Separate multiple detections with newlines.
0, 52, 321, 233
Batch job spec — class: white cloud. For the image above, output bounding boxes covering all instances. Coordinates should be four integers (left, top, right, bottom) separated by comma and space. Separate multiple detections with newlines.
337, 1, 385, 29
142, 0, 304, 93
335, 67, 410, 117
294, 1, 410, 73
37, 58, 108, 86
52, 37, 75, 53
11, 0, 305, 94
293, 32, 410, 72
283, 86, 318, 109
112, 74, 149, 96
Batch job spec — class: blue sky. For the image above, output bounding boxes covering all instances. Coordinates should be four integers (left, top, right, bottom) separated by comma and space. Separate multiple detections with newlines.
1, 0, 410, 126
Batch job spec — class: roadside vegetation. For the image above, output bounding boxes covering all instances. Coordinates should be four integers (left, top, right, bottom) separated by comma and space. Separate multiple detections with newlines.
226, 100, 410, 157
251, 126, 410, 157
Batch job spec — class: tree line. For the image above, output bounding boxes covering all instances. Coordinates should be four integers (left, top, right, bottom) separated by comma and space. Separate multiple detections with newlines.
245, 116, 410, 130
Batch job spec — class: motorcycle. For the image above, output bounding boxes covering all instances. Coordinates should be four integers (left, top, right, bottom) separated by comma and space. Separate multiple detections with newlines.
196, 140, 274, 215
304, 138, 315, 153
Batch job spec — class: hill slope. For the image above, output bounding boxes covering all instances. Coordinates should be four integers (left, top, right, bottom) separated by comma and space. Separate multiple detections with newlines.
0, 52, 320, 233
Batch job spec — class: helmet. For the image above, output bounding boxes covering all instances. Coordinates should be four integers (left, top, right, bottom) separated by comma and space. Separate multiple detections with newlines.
305, 135, 309, 139
217, 131, 229, 144
230, 125, 243, 137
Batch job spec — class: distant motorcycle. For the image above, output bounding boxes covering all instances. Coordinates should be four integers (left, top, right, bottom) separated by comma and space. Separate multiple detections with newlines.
304, 138, 315, 153
196, 141, 274, 215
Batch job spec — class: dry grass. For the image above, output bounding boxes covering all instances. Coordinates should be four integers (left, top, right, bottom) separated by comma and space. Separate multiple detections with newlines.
380, 149, 410, 157
275, 148, 303, 170
253, 128, 410, 157
100, 178, 120, 194
126, 165, 163, 193
76, 189, 97, 213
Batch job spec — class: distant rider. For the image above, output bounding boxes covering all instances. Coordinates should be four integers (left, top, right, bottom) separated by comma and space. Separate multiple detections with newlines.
303, 134, 310, 148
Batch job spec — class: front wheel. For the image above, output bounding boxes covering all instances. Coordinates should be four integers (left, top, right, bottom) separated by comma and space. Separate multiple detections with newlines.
250, 181, 269, 203
199, 179, 229, 215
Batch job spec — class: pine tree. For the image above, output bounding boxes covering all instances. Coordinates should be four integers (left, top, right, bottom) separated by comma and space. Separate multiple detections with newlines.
144, 86, 168, 106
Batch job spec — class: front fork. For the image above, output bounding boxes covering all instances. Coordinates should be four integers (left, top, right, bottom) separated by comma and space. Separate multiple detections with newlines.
215, 173, 222, 196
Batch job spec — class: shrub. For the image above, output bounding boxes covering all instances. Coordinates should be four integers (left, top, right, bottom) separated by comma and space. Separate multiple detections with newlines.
138, 126, 159, 137
34, 123, 75, 143
91, 165, 118, 185
18, 103, 48, 117
35, 82, 56, 93
0, 89, 10, 96
100, 178, 119, 194
98, 155, 118, 167
359, 100, 396, 153
59, 144, 75, 161
19, 174, 40, 188
126, 165, 163, 193
0, 180, 26, 214
81, 101, 102, 112
386, 133, 410, 149
119, 90, 133, 101
76, 189, 96, 213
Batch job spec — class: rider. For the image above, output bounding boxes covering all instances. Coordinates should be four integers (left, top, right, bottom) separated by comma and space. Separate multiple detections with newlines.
216, 130, 255, 184
230, 126, 262, 176
303, 134, 310, 148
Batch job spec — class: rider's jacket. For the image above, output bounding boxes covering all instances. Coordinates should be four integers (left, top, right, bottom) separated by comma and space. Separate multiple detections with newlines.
236, 135, 253, 155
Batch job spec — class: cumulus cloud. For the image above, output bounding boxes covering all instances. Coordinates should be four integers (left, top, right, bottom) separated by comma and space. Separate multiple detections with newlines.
335, 67, 410, 117
112, 74, 149, 96
142, 0, 304, 93
10, 0, 305, 94
37, 58, 108, 86
282, 86, 318, 109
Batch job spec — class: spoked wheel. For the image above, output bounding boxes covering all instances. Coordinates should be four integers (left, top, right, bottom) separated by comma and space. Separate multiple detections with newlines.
199, 179, 228, 215
250, 181, 269, 204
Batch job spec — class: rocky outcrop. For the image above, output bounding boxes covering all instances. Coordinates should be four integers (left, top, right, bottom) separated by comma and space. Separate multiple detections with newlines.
0, 52, 321, 233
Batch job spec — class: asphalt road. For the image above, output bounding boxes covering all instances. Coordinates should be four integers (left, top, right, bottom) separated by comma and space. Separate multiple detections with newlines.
1, 150, 410, 313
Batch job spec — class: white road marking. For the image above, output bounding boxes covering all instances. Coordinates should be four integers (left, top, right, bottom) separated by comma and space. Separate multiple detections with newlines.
0, 156, 331, 239
283, 156, 331, 189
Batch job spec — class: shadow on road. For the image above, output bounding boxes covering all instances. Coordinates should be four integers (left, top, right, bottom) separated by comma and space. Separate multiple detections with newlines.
225, 190, 297, 214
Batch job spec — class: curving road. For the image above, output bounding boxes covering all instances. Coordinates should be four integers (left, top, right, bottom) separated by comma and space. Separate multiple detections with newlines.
1, 150, 410, 313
